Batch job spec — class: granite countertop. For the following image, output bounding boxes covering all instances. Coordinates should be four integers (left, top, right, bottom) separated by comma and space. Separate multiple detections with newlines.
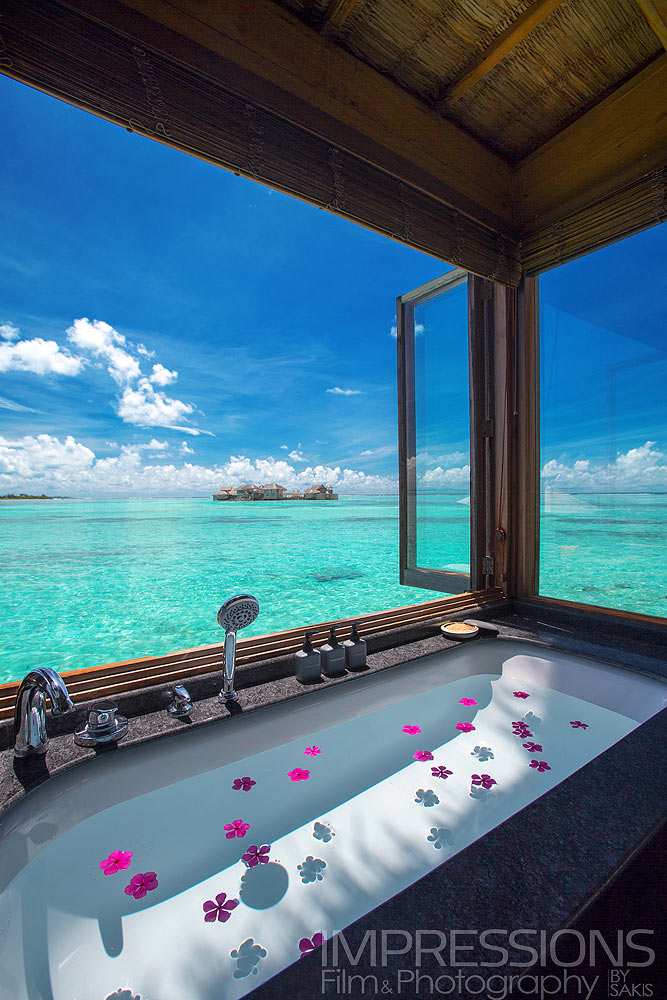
1, 603, 666, 997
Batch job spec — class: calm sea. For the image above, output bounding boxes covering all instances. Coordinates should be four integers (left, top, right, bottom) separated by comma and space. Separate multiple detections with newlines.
0, 493, 664, 683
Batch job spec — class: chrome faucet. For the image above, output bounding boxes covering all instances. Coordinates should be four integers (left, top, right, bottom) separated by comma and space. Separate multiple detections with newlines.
216, 594, 259, 702
14, 667, 75, 758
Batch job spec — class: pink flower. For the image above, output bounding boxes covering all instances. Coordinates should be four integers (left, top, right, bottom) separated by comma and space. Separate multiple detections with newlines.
459, 698, 477, 706
299, 933, 324, 957
124, 872, 158, 899
456, 722, 475, 732
241, 844, 270, 868
522, 742, 543, 753
512, 722, 532, 737
232, 776, 256, 791
402, 725, 421, 734
471, 773, 496, 789
203, 892, 239, 923
513, 691, 530, 699
570, 721, 589, 729
288, 768, 310, 782
414, 750, 434, 761
304, 746, 321, 756
431, 766, 453, 779
529, 760, 551, 773
224, 819, 250, 839
98, 850, 133, 876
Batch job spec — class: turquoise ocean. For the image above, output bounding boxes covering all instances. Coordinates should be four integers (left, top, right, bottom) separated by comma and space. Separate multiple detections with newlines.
1, 493, 665, 684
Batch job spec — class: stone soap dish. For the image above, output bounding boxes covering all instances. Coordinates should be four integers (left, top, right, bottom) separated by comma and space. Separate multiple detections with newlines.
440, 621, 480, 640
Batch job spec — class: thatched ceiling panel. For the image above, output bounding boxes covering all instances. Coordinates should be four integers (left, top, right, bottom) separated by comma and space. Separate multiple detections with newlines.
447, 0, 662, 160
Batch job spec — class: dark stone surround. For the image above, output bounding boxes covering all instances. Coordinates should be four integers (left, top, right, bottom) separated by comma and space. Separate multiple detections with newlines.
0, 602, 665, 998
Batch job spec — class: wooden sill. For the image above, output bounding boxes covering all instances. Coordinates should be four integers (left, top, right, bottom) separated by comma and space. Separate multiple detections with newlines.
522, 595, 667, 628
0, 589, 505, 721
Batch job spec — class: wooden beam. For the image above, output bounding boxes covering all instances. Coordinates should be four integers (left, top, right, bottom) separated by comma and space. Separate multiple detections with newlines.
320, 0, 362, 32
435, 0, 564, 110
634, 0, 667, 52
514, 54, 667, 231
101, 0, 512, 226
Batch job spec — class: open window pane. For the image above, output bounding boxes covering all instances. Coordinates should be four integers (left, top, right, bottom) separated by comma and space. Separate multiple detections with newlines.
538, 223, 667, 617
398, 269, 472, 593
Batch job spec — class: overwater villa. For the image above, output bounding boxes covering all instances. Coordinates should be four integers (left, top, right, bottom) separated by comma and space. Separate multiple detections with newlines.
213, 482, 338, 501
1, 3, 665, 1000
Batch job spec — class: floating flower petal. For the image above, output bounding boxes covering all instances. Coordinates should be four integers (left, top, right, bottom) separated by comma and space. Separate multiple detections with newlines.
458, 698, 477, 706
299, 933, 324, 957
241, 845, 271, 868
288, 768, 310, 782
471, 773, 497, 789
529, 760, 551, 773
232, 776, 256, 792
414, 750, 434, 761
513, 691, 530, 699
98, 850, 133, 876
570, 721, 589, 729
203, 892, 239, 923
304, 746, 321, 757
124, 871, 158, 899
224, 819, 251, 839
522, 742, 543, 753
456, 722, 475, 733
431, 766, 453, 779
402, 725, 422, 735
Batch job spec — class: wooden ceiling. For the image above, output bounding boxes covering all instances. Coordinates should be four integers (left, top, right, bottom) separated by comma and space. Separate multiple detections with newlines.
276, 0, 663, 162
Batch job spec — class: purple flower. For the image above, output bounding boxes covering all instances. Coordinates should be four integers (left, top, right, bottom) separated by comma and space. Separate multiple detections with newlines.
513, 691, 530, 699
124, 872, 158, 899
242, 844, 270, 868
304, 746, 321, 756
203, 892, 239, 923
431, 766, 453, 779
288, 768, 310, 782
456, 722, 476, 733
512, 722, 532, 737
299, 932, 324, 957
224, 819, 250, 839
471, 773, 496, 789
232, 776, 256, 791
402, 725, 421, 735
529, 760, 551, 773
570, 721, 589, 729
98, 850, 133, 876
459, 698, 477, 706
414, 750, 434, 761
522, 742, 543, 753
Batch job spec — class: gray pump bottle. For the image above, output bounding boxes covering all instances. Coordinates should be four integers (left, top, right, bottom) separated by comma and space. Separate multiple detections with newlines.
295, 631, 321, 683
320, 626, 346, 676
343, 622, 367, 670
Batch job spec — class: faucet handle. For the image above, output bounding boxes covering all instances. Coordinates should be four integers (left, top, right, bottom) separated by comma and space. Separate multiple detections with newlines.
74, 702, 128, 747
168, 684, 193, 718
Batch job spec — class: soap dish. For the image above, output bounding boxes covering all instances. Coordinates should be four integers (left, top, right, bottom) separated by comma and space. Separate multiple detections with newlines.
440, 621, 480, 640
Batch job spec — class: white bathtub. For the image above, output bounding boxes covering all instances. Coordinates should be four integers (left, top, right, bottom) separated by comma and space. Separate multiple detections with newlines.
0, 639, 665, 999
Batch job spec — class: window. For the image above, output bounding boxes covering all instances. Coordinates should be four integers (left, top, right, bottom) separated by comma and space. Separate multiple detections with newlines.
538, 224, 667, 617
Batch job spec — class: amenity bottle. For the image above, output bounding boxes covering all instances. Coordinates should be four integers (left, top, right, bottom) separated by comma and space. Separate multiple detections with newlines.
320, 626, 346, 676
295, 632, 322, 683
343, 622, 367, 670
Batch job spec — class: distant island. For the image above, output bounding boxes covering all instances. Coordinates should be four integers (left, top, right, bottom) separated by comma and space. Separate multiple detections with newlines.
213, 482, 338, 501
0, 493, 69, 500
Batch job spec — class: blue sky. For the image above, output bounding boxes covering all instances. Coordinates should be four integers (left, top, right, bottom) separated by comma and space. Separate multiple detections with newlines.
0, 73, 665, 495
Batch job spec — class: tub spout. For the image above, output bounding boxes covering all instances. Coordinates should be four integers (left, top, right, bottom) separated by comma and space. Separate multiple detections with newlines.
14, 668, 75, 758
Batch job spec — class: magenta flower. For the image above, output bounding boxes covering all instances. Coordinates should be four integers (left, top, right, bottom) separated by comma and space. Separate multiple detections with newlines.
471, 773, 496, 789
288, 767, 310, 782
124, 871, 158, 899
241, 844, 270, 868
459, 698, 477, 706
513, 691, 530, 699
203, 892, 239, 923
414, 750, 434, 761
431, 766, 453, 779
299, 932, 324, 957
456, 722, 475, 732
522, 742, 543, 753
232, 776, 256, 791
304, 746, 321, 756
224, 819, 250, 839
512, 722, 532, 737
529, 760, 551, 773
570, 721, 589, 729
98, 850, 133, 876
402, 725, 421, 734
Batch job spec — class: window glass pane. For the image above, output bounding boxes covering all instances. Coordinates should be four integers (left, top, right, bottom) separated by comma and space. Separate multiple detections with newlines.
413, 279, 470, 577
539, 223, 667, 616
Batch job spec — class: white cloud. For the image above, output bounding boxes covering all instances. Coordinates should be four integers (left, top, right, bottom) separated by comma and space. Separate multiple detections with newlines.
0, 322, 20, 341
389, 322, 424, 338
120, 438, 169, 455
0, 337, 85, 376
0, 434, 95, 480
150, 363, 178, 386
326, 387, 362, 396
360, 445, 396, 458
541, 441, 667, 489
117, 378, 195, 429
66, 318, 140, 384
421, 464, 471, 488
280, 444, 288, 450
288, 450, 306, 462
180, 442, 194, 456
136, 344, 155, 358
0, 396, 39, 413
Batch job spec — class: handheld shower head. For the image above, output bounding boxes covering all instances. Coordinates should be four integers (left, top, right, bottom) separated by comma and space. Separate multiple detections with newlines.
216, 594, 260, 633
216, 594, 259, 703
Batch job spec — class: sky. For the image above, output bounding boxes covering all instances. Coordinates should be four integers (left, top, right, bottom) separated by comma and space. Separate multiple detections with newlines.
0, 73, 665, 496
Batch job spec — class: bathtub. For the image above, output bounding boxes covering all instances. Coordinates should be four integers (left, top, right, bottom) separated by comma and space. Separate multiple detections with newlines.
0, 638, 665, 999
